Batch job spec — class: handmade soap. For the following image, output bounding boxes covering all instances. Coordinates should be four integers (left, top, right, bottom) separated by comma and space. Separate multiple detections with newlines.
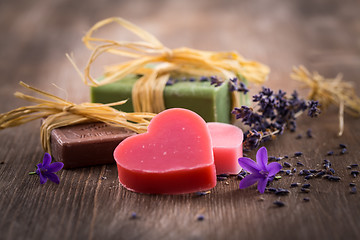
207, 122, 243, 174
50, 122, 136, 169
113, 108, 217, 194
91, 75, 248, 123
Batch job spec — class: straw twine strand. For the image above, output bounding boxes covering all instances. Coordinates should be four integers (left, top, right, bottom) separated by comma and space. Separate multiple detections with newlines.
291, 66, 360, 136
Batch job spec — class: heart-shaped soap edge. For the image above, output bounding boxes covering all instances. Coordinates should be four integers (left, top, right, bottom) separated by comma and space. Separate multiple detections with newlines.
113, 108, 217, 194
207, 122, 244, 174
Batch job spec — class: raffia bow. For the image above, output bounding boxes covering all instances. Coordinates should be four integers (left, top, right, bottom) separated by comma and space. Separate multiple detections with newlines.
0, 82, 155, 153
67, 17, 270, 113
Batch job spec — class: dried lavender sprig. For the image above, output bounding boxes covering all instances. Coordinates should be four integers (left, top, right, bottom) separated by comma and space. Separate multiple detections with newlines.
229, 77, 249, 94
209, 75, 249, 94
210, 76, 223, 87
232, 87, 320, 150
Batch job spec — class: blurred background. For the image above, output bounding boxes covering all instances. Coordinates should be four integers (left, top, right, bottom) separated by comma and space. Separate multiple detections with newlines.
1, 0, 359, 110
1, 1, 360, 239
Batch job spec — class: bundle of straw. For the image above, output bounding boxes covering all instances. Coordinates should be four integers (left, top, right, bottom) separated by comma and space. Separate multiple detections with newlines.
291, 66, 360, 136
0, 82, 156, 153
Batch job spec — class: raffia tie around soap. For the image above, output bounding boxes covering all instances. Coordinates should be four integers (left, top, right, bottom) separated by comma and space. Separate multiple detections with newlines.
67, 17, 270, 114
0, 82, 156, 153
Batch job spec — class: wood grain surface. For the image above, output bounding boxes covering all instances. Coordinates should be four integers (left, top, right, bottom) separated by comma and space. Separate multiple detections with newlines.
1, 0, 360, 239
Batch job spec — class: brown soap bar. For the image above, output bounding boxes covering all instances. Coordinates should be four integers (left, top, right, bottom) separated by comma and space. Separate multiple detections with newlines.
50, 122, 136, 169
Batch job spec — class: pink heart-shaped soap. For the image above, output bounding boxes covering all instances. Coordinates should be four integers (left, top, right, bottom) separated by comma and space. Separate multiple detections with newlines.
207, 122, 243, 174
113, 108, 216, 194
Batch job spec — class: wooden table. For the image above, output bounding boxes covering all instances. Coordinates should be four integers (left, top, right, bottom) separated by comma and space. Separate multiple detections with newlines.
1, 0, 359, 239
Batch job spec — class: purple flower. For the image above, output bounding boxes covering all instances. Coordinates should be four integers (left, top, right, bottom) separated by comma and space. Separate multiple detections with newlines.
238, 147, 282, 193
30, 153, 64, 184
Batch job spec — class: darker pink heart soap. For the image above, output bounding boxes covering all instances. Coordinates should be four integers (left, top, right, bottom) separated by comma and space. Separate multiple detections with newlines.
113, 108, 216, 194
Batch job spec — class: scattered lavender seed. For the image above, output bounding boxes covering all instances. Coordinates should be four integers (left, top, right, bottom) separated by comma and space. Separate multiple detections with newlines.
302, 183, 311, 188
339, 143, 347, 149
309, 169, 318, 173
197, 215, 205, 221
301, 188, 310, 193
101, 176, 107, 180
294, 152, 303, 157
283, 162, 291, 168
0, 161, 4, 164
347, 166, 353, 169
291, 183, 300, 187
292, 168, 297, 173
306, 129, 313, 138
267, 187, 277, 193
130, 212, 138, 219
239, 170, 248, 176
195, 191, 210, 196
212, 76, 224, 86
303, 197, 310, 202
268, 156, 276, 161
275, 188, 290, 196
217, 176, 228, 181
166, 79, 174, 86
329, 168, 335, 174
200, 76, 209, 82
327, 151, 334, 156
237, 171, 247, 179
350, 187, 357, 194
350, 164, 358, 168
349, 183, 356, 187
315, 171, 326, 178
328, 176, 341, 181
340, 148, 347, 155
237, 175, 245, 180
297, 162, 304, 166
299, 169, 310, 176
279, 170, 285, 174
323, 174, 331, 180
351, 171, 359, 178
285, 170, 292, 175
273, 200, 285, 207
323, 161, 331, 169
275, 157, 282, 161
305, 174, 314, 180
296, 134, 302, 139
325, 164, 332, 170
284, 155, 289, 159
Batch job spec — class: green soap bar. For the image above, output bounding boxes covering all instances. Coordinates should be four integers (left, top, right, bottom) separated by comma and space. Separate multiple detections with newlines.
91, 75, 245, 123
